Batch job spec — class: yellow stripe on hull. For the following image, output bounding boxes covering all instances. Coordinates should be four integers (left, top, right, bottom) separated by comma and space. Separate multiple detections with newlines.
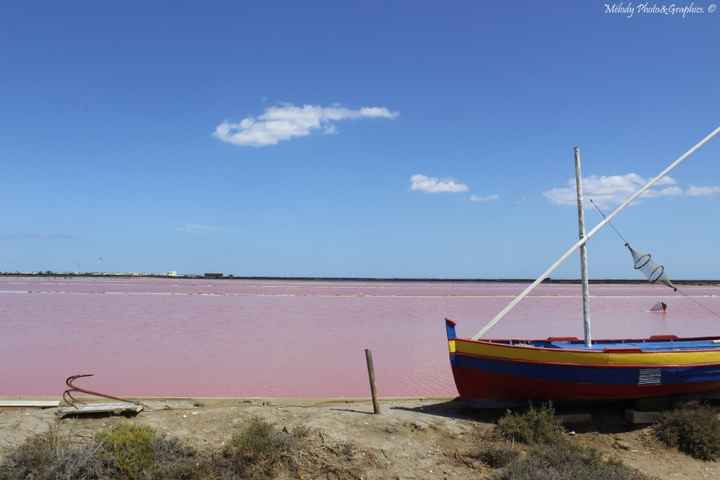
451, 339, 720, 367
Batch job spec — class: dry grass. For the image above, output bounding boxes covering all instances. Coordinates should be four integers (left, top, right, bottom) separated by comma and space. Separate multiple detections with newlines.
0, 426, 103, 480
471, 444, 520, 468
211, 417, 301, 479
0, 408, 665, 480
655, 404, 720, 461
495, 404, 565, 444
487, 404, 650, 479
494, 441, 650, 480
0, 418, 318, 480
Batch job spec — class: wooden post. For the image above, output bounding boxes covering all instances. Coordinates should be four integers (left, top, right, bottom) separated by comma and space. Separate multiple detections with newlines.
364, 349, 381, 414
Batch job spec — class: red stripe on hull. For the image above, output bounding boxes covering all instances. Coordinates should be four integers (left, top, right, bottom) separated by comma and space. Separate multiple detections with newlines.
451, 365, 720, 401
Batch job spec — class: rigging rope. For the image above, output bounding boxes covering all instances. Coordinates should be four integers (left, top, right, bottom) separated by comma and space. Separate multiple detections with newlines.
589, 199, 720, 320
676, 288, 720, 322
589, 199, 629, 244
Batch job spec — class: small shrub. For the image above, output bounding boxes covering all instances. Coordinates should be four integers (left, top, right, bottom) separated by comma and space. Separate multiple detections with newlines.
655, 404, 720, 461
291, 424, 311, 440
96, 423, 156, 479
473, 445, 520, 468
214, 417, 294, 479
337, 441, 355, 460
0, 428, 103, 480
150, 435, 204, 480
95, 423, 206, 480
496, 404, 564, 444
494, 442, 649, 480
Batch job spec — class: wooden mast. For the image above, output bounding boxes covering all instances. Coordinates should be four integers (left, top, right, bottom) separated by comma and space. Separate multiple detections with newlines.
574, 147, 592, 348
472, 126, 720, 340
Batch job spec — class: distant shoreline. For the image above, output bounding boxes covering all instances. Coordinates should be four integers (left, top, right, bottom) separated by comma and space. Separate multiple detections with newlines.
1, 273, 718, 286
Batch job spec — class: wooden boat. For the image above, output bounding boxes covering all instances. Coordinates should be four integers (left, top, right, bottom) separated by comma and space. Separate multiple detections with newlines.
446, 319, 720, 403
446, 127, 720, 404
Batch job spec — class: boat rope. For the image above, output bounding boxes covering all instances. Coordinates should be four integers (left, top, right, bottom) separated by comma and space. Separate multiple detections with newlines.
675, 288, 720, 322
589, 199, 629, 244
590, 201, 720, 321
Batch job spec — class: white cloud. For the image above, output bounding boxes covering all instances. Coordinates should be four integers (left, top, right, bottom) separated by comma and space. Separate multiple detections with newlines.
410, 174, 469, 193
469, 194, 499, 203
687, 185, 720, 197
176, 224, 221, 233
543, 173, 684, 208
214, 104, 398, 147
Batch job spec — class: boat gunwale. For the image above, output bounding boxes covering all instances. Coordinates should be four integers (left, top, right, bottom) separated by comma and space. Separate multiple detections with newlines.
452, 336, 720, 355
446, 317, 720, 355
449, 350, 720, 369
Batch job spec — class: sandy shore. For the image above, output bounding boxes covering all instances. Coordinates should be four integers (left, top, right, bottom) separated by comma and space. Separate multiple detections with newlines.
2, 397, 720, 479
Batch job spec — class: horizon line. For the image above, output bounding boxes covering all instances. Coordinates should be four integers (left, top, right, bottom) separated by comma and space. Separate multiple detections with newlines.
1, 272, 718, 284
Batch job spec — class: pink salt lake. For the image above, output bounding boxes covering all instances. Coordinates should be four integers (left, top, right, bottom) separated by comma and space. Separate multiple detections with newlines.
1, 277, 719, 398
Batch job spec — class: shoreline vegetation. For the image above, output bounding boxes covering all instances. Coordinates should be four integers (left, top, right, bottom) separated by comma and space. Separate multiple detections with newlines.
2, 398, 720, 479
1, 272, 719, 285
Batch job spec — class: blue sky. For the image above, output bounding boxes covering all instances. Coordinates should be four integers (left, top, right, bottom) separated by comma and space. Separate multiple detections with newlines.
1, 1, 719, 278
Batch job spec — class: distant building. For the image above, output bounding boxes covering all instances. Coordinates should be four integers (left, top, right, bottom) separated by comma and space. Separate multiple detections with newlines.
204, 272, 224, 279
166, 271, 177, 277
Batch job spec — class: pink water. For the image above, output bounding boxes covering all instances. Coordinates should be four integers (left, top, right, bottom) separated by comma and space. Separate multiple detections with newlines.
1, 277, 719, 398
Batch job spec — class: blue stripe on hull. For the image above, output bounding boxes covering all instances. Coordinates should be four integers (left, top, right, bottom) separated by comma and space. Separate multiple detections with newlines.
451, 353, 720, 386
663, 366, 720, 384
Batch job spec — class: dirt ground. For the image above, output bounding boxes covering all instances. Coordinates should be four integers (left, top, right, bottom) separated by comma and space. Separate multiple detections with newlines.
1, 397, 719, 479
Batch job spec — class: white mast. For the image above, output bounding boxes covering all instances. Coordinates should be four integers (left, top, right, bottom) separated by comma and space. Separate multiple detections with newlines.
574, 147, 592, 348
472, 126, 720, 340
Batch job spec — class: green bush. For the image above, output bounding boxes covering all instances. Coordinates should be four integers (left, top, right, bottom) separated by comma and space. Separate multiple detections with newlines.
95, 423, 205, 480
96, 423, 156, 479
496, 404, 564, 444
655, 404, 720, 461
494, 441, 649, 480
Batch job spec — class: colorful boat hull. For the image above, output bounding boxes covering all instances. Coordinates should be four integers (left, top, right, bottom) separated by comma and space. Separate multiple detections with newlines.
446, 319, 720, 403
